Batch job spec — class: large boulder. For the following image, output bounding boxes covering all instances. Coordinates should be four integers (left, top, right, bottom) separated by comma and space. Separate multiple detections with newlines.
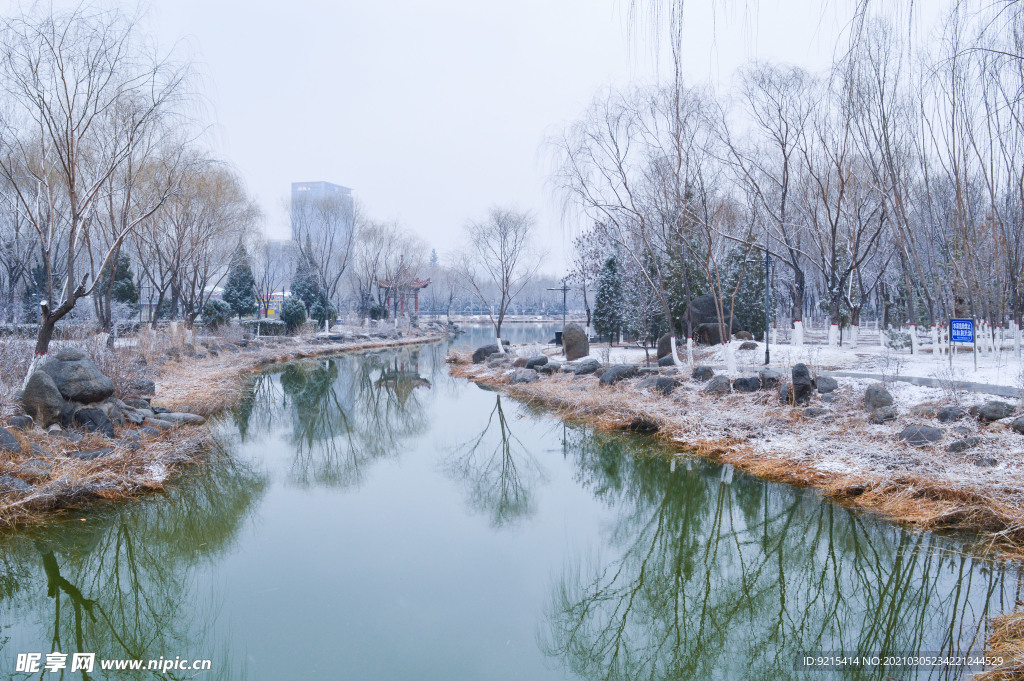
789, 364, 815, 405
680, 294, 746, 344
563, 323, 589, 361
937, 406, 965, 423
703, 375, 732, 395
974, 400, 1014, 423
656, 334, 678, 361
732, 376, 761, 393
472, 342, 510, 363
864, 383, 893, 410
600, 365, 638, 386
692, 366, 715, 382
74, 409, 115, 438
22, 371, 65, 428
573, 358, 601, 375
525, 355, 549, 369
40, 349, 114, 403
127, 377, 156, 397
759, 369, 782, 390
816, 376, 839, 394
898, 425, 943, 447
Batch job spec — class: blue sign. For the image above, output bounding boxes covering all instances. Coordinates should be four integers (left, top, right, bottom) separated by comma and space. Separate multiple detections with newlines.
950, 319, 974, 343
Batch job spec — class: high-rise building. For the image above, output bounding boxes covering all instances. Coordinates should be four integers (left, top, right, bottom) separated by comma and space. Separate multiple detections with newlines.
290, 181, 354, 245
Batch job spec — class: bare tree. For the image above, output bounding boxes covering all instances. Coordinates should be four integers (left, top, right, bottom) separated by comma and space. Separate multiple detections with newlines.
457, 207, 542, 352
250, 236, 293, 319
291, 190, 356, 329
0, 4, 190, 361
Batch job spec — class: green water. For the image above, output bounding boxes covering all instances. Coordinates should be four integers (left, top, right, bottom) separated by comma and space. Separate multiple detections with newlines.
0, 342, 1019, 680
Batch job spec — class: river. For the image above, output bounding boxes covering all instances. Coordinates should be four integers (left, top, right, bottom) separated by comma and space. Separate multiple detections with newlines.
0, 327, 1019, 680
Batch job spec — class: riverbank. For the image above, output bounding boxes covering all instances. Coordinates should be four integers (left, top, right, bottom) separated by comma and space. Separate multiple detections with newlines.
0, 327, 451, 528
450, 345, 1024, 679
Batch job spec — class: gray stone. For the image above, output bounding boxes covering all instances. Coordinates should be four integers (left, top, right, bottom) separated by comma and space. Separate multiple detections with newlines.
946, 436, 982, 453
0, 427, 21, 454
937, 406, 966, 423
472, 342, 510, 363
156, 412, 206, 426
537, 362, 561, 375
816, 376, 839, 394
637, 377, 657, 390
658, 354, 676, 367
821, 394, 837, 403
30, 444, 52, 457
122, 429, 141, 442
512, 357, 528, 368
803, 408, 828, 418
734, 330, 754, 340
124, 398, 150, 410
600, 365, 638, 386
703, 375, 732, 395
525, 355, 549, 369
7, 415, 33, 430
40, 352, 114, 403
22, 370, 64, 427
48, 429, 83, 443
870, 406, 898, 424
487, 358, 509, 369
152, 406, 171, 414
692, 366, 715, 382
975, 400, 1014, 423
654, 377, 679, 395
1012, 417, 1024, 435
864, 383, 894, 410
975, 457, 999, 468
510, 368, 539, 384
54, 347, 86, 361
16, 458, 52, 480
562, 323, 590, 361
899, 425, 943, 446
127, 377, 156, 396
573, 358, 601, 375
656, 334, 674, 360
0, 474, 31, 494
759, 369, 782, 389
74, 409, 115, 437
738, 341, 758, 351
789, 363, 815, 405
140, 426, 161, 437
69, 447, 113, 461
143, 417, 174, 430
732, 376, 761, 392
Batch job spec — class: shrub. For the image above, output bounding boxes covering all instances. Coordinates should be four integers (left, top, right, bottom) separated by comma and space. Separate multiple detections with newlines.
282, 298, 307, 333
201, 299, 233, 330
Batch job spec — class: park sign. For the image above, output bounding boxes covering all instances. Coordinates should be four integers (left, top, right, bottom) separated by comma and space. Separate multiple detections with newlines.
950, 319, 974, 343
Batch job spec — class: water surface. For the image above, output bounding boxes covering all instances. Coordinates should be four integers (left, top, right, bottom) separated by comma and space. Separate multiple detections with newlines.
0, 340, 1019, 680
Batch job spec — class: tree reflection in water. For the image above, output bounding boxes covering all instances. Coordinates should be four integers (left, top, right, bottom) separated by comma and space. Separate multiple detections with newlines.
543, 429, 1023, 681
443, 394, 545, 528
234, 348, 434, 490
0, 456, 266, 680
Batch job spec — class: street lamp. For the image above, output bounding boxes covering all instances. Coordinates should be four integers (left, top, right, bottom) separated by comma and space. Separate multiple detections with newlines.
547, 282, 571, 328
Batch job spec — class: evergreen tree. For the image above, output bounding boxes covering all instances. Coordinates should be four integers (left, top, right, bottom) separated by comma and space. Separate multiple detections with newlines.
592, 255, 623, 341
222, 245, 258, 319
429, 248, 439, 267
291, 254, 334, 327
723, 244, 766, 339
110, 253, 139, 304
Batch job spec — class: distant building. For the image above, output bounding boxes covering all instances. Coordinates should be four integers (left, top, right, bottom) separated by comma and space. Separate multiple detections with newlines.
290, 181, 354, 246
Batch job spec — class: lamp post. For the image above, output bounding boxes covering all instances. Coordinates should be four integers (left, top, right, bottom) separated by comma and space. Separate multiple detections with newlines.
547, 282, 570, 328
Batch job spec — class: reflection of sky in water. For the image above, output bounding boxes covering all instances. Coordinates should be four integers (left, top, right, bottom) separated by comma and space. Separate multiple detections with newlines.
0, 342, 1019, 680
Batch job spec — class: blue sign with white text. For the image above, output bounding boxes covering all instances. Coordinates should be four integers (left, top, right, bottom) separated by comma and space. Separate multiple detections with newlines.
950, 319, 974, 343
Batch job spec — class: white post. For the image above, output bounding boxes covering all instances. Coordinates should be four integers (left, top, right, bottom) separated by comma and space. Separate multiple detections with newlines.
828, 324, 839, 347
930, 325, 938, 358
792, 320, 804, 347
909, 324, 918, 354
771, 325, 778, 348
880, 325, 887, 347
1016, 321, 1021, 358
669, 335, 683, 366
725, 342, 736, 374
850, 324, 858, 348
686, 336, 694, 366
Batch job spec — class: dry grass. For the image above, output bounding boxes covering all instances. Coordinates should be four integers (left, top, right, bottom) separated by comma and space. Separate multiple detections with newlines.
976, 610, 1024, 680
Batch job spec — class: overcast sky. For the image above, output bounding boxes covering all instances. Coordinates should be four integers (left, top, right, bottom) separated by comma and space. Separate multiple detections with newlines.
13, 0, 943, 274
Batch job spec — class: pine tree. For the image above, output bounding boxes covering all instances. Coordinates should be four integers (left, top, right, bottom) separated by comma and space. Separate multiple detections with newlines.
110, 253, 139, 304
723, 244, 766, 338
429, 248, 439, 267
222, 245, 258, 319
592, 255, 622, 342
290, 254, 334, 327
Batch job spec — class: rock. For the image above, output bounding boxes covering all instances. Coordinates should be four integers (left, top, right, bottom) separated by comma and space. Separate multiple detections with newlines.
732, 376, 761, 392
735, 330, 754, 340
140, 426, 161, 437
22, 370, 65, 427
48, 429, 83, 443
693, 322, 730, 346
975, 456, 998, 468
1012, 417, 1024, 434
122, 429, 141, 442
0, 427, 21, 454
40, 351, 114, 403
30, 444, 52, 457
69, 448, 113, 461
656, 334, 674, 360
816, 376, 838, 394
0, 474, 31, 494
937, 406, 965, 423
821, 393, 838, 404
803, 408, 828, 418
654, 377, 679, 395
637, 377, 657, 390
15, 459, 52, 481
682, 294, 737, 343
143, 417, 173, 430
600, 365, 638, 386
472, 342, 510, 363
127, 377, 156, 396
692, 366, 715, 382
537, 362, 561, 375
152, 406, 171, 414
953, 426, 972, 436
738, 341, 758, 351
525, 355, 549, 369
658, 355, 676, 367
974, 400, 1014, 423
562, 323, 590, 361
778, 382, 792, 403
7, 415, 33, 430
789, 363, 815, 405
946, 436, 982, 453
487, 358, 508, 369
74, 408, 115, 438
124, 398, 150, 409
510, 368, 538, 384
864, 383, 894, 410
759, 369, 782, 389
573, 358, 601, 375
870, 406, 898, 424
703, 375, 732, 395
158, 412, 206, 425
122, 440, 142, 452
512, 357, 528, 368
898, 425, 943, 447
54, 347, 85, 361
